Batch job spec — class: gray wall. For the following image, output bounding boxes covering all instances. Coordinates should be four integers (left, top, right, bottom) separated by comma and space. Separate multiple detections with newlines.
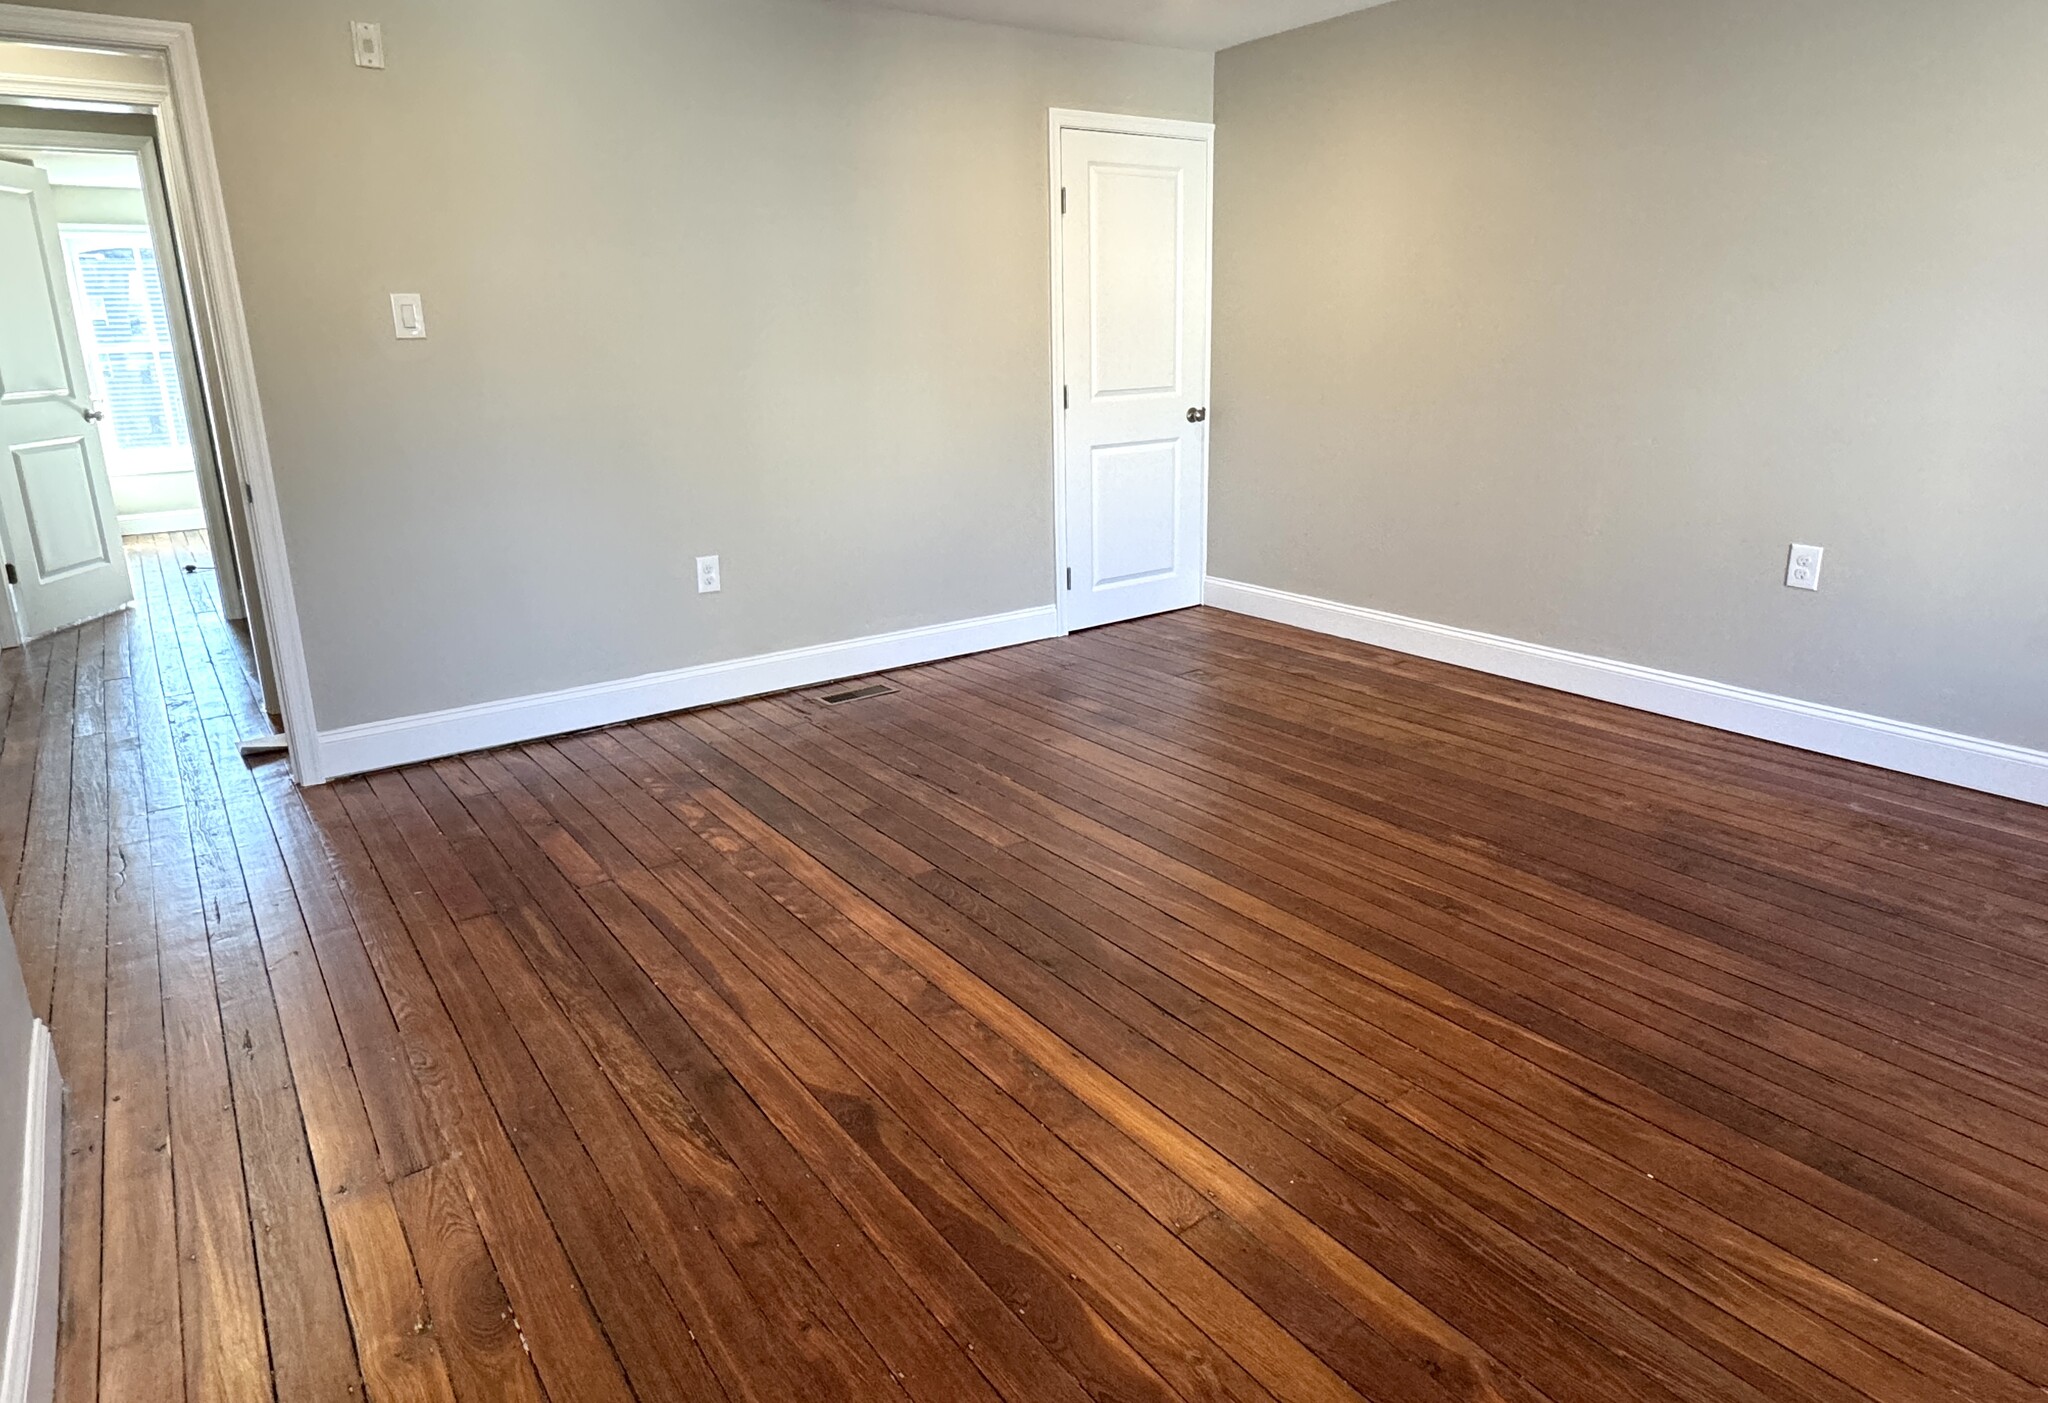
1212, 0, 2048, 750
22, 0, 1211, 731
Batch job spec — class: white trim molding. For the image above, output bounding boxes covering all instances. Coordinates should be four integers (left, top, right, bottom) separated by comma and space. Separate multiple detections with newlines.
318, 605, 1061, 781
0, 4, 323, 785
1, 1021, 61, 1403
119, 509, 208, 537
1205, 578, 2048, 809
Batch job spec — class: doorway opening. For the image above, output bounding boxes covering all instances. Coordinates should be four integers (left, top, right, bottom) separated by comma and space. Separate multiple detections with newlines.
0, 127, 229, 536
0, 23, 310, 772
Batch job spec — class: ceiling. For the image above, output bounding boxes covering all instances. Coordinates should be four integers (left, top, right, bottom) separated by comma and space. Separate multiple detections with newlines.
830, 0, 1397, 52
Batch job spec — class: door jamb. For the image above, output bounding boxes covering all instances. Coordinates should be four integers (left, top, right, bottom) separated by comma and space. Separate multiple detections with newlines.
0, 3, 322, 782
1046, 107, 1215, 638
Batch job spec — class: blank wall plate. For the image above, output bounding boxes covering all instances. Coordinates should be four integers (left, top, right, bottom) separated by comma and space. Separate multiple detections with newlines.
1786, 543, 1824, 591
351, 21, 385, 69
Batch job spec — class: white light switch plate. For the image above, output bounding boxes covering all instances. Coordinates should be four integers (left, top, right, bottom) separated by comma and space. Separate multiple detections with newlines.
1786, 543, 1824, 591
389, 293, 425, 339
351, 21, 385, 69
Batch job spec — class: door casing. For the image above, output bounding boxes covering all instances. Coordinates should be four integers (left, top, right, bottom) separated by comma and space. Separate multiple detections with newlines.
1047, 107, 1215, 637
0, 5, 319, 781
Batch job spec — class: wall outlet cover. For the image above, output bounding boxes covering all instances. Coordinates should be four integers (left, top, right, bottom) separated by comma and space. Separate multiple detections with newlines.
696, 555, 721, 594
1786, 543, 1824, 591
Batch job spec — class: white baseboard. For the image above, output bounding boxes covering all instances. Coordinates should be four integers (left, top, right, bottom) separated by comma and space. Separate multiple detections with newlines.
1, 1022, 60, 1403
118, 508, 206, 537
314, 604, 1062, 782
1205, 577, 2048, 808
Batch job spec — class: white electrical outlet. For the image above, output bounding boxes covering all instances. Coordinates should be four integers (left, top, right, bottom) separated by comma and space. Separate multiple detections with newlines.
350, 21, 385, 69
1786, 543, 1825, 591
696, 555, 721, 594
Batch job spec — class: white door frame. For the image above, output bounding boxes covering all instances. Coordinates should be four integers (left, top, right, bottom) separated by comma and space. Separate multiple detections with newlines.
1046, 107, 1215, 637
0, 127, 245, 615
0, 2, 320, 783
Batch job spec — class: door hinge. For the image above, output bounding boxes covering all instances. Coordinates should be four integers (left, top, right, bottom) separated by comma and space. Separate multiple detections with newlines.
1065, 567, 1072, 590
1062, 385, 1069, 410
4, 563, 15, 586
1060, 186, 1067, 215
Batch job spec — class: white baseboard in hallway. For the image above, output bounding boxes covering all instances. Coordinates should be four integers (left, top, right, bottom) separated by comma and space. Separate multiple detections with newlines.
118, 509, 207, 536
1204, 577, 2048, 808
1, 1021, 60, 1403
314, 604, 1061, 782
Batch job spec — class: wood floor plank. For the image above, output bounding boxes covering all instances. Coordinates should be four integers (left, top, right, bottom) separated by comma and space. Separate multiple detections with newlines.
152, 796, 275, 1403
313, 778, 643, 1403
50, 621, 108, 1403
571, 727, 1467, 1403
198, 711, 456, 1403
11, 624, 78, 1012
900, 660, 2048, 1239
505, 739, 1329, 1403
659, 704, 1884, 1400
96, 670, 184, 1403
403, 759, 1049, 1403
406, 766, 930, 1403
692, 703, 1927, 1403
1081, 628, 2048, 1012
343, 770, 731, 1402
9, 560, 2046, 1402
974, 646, 2048, 1116
625, 717, 1568, 1403
148, 544, 360, 1402
1172, 609, 2048, 907
387, 1163, 546, 1403
834, 663, 2048, 1389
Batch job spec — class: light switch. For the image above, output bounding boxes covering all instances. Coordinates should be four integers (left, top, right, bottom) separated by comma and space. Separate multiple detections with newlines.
390, 292, 426, 340
351, 21, 385, 69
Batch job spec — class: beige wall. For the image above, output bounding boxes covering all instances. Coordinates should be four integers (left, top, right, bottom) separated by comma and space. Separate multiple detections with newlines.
15, 0, 1211, 731
1213, 0, 2048, 751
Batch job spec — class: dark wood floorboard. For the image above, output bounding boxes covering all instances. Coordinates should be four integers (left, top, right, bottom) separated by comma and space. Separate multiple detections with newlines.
6, 551, 2046, 1401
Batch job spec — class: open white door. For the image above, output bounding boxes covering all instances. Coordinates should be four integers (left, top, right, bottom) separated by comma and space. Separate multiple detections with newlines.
1056, 119, 1211, 632
0, 159, 132, 640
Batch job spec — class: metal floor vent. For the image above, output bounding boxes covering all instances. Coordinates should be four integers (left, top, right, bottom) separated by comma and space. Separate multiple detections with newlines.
818, 681, 898, 706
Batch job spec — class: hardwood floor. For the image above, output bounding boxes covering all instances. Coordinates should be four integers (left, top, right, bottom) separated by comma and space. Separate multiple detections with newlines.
8, 533, 2048, 1401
